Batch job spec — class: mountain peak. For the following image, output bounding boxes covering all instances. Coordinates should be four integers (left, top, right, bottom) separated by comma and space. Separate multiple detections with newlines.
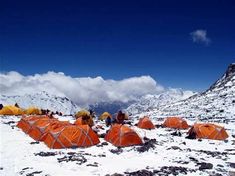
207, 63, 235, 91
226, 63, 235, 78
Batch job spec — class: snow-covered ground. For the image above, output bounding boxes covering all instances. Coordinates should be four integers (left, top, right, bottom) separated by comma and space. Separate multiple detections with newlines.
1, 115, 234, 176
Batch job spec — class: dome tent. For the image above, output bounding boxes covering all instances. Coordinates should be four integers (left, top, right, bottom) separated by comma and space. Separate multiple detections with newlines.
17, 115, 49, 133
137, 116, 155, 130
75, 110, 90, 119
28, 119, 70, 141
163, 117, 189, 129
25, 107, 42, 115
74, 110, 94, 127
99, 112, 112, 120
187, 123, 229, 140
0, 105, 24, 115
105, 124, 142, 147
43, 125, 100, 149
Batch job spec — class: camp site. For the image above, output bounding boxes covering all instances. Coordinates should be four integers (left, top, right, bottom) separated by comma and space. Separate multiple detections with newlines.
1, 1, 235, 175
0, 99, 234, 175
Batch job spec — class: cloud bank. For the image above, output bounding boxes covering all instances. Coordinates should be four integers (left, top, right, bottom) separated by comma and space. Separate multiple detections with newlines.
190, 29, 211, 45
0, 71, 164, 106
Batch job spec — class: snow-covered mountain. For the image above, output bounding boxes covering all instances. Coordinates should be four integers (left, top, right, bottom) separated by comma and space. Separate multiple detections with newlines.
0, 91, 80, 115
126, 88, 196, 115
146, 63, 235, 121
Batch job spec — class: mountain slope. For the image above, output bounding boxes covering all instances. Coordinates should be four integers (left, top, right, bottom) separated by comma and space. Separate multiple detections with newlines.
126, 88, 196, 115
0, 91, 80, 115
149, 63, 235, 121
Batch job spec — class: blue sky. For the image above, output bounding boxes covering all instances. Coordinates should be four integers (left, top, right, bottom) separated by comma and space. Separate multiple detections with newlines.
0, 0, 234, 91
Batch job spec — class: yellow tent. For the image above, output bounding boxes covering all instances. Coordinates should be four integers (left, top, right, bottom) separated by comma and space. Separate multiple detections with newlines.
74, 110, 94, 127
25, 107, 42, 115
75, 110, 90, 119
0, 105, 24, 115
124, 113, 129, 120
74, 116, 94, 127
99, 112, 112, 120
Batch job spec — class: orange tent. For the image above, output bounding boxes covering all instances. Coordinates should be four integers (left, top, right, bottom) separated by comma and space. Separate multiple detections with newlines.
137, 116, 155, 130
105, 124, 142, 147
40, 120, 71, 141
187, 123, 228, 140
17, 115, 49, 133
163, 117, 189, 129
43, 125, 100, 149
74, 117, 83, 125
27, 119, 70, 141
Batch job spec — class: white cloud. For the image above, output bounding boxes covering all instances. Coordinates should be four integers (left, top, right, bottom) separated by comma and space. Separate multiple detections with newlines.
190, 29, 211, 45
0, 71, 164, 107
